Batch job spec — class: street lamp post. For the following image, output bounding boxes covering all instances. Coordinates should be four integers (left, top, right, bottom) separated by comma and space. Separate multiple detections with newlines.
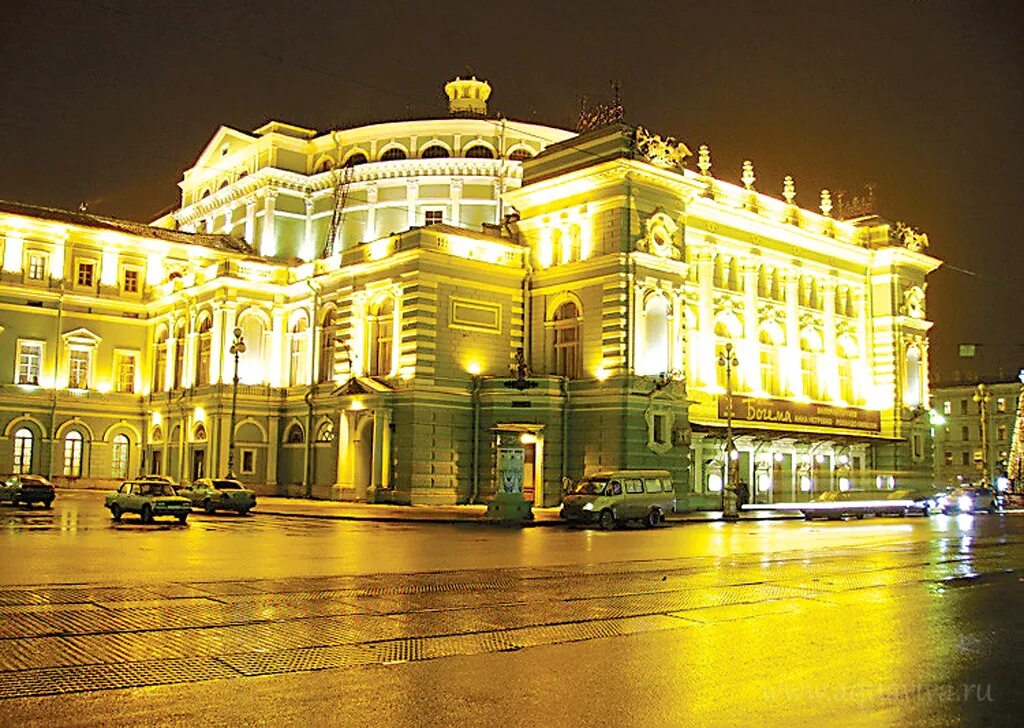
227, 327, 246, 477
718, 342, 740, 521
973, 383, 991, 487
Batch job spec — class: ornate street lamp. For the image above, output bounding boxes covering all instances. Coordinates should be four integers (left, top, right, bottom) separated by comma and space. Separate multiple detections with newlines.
973, 383, 991, 487
227, 327, 246, 477
718, 342, 740, 520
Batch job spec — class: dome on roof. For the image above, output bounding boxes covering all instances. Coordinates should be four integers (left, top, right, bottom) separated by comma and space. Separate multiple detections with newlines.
444, 76, 491, 117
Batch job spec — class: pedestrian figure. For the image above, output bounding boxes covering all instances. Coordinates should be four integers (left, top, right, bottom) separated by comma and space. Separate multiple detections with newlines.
737, 480, 750, 508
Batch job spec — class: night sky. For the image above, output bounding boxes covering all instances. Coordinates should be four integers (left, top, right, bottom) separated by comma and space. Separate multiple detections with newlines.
2, 1, 1021, 382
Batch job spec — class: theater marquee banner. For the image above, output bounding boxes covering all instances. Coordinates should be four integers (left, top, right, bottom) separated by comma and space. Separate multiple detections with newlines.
718, 395, 882, 433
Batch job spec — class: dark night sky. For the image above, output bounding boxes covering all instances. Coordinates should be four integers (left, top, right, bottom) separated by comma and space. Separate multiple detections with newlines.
1, 1, 1021, 382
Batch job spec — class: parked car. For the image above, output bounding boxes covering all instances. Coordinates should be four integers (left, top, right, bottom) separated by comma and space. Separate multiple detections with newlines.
0, 474, 55, 507
941, 486, 1002, 515
560, 470, 676, 529
177, 478, 256, 514
105, 480, 191, 524
138, 474, 177, 485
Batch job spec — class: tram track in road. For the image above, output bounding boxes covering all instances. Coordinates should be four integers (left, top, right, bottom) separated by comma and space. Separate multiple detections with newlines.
0, 532, 1020, 700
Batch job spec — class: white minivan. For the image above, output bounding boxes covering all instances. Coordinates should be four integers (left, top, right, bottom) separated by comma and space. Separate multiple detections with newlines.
559, 470, 676, 530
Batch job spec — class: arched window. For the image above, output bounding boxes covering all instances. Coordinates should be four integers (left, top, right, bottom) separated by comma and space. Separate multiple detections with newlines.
552, 301, 582, 379
194, 424, 207, 442
172, 322, 186, 389
343, 153, 368, 167
759, 324, 784, 396
319, 309, 337, 383
195, 316, 212, 386
464, 145, 494, 159
237, 314, 266, 384
368, 299, 394, 377
421, 145, 449, 159
838, 334, 859, 404
289, 318, 308, 387
380, 148, 407, 162
550, 228, 563, 267
316, 421, 334, 442
508, 148, 532, 161
63, 431, 84, 477
151, 425, 163, 443
800, 329, 823, 400
285, 423, 304, 443
904, 345, 922, 407
637, 295, 670, 376
566, 224, 581, 263
112, 434, 130, 479
13, 428, 33, 475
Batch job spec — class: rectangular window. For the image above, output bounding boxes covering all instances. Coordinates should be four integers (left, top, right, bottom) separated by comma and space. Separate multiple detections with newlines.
961, 452, 971, 466
240, 448, 256, 475
998, 424, 1007, 441
151, 452, 161, 475
942, 401, 951, 415
27, 253, 46, 281
960, 399, 968, 415
115, 352, 137, 393
961, 425, 969, 441
68, 349, 90, 389
997, 397, 1007, 413
123, 268, 140, 294
424, 209, 444, 225
944, 452, 953, 466
76, 262, 95, 287
913, 434, 923, 459
16, 341, 43, 385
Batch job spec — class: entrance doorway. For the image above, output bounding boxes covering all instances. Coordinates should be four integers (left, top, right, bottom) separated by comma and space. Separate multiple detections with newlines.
354, 416, 374, 500
493, 426, 544, 505
191, 449, 206, 482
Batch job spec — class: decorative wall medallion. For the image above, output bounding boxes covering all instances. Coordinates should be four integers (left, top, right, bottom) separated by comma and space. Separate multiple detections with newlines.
639, 211, 682, 260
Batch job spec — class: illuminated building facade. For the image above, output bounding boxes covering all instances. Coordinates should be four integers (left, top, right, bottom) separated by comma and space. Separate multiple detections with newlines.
932, 377, 1019, 488
0, 78, 941, 505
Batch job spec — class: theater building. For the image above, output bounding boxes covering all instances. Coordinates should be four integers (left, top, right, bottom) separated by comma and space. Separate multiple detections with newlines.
0, 78, 941, 506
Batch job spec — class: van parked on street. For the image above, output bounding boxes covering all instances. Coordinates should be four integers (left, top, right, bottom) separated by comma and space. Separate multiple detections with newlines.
559, 470, 676, 530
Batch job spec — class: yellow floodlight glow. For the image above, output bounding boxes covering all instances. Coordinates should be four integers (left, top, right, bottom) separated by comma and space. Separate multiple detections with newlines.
595, 366, 610, 382
368, 238, 391, 261
151, 411, 162, 426
193, 405, 206, 422
349, 399, 365, 411
101, 249, 118, 286
96, 381, 112, 394
520, 433, 538, 445
466, 361, 482, 376
2, 233, 23, 272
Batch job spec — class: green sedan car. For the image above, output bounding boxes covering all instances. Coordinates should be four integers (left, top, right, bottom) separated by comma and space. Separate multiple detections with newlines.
177, 478, 256, 515
105, 481, 191, 524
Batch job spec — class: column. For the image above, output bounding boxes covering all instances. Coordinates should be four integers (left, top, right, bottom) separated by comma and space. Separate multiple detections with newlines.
269, 307, 285, 388
266, 414, 279, 487
303, 197, 315, 261
164, 335, 177, 392
244, 197, 257, 245
370, 408, 390, 494
366, 183, 378, 240
406, 180, 419, 229
822, 281, 838, 400
742, 264, 759, 390
210, 304, 224, 384
784, 272, 800, 396
697, 251, 714, 387
184, 329, 198, 388
451, 179, 463, 227
260, 189, 278, 257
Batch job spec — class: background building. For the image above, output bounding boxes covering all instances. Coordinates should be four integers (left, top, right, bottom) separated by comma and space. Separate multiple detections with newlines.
0, 78, 941, 506
932, 376, 1020, 488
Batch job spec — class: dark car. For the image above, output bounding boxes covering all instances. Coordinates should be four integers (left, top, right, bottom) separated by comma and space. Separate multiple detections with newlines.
941, 486, 1002, 515
0, 474, 55, 507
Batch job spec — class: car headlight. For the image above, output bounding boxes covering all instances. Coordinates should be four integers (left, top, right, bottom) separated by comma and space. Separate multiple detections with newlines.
582, 502, 594, 511
958, 495, 973, 512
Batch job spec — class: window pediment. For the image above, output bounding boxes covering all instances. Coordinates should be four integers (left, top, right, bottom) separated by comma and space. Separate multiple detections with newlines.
61, 327, 101, 347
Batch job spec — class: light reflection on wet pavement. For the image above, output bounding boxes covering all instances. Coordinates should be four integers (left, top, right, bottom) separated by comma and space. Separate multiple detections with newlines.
0, 491, 1020, 725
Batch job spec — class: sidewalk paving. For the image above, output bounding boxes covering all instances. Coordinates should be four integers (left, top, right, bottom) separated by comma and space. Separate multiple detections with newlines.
253, 495, 805, 526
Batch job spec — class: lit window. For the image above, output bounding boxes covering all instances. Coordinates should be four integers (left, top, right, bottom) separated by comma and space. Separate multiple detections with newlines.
368, 298, 394, 377
16, 341, 42, 385
997, 398, 1007, 413
111, 434, 130, 479
123, 268, 139, 294
319, 310, 337, 383
13, 428, 33, 474
637, 295, 669, 377
944, 452, 953, 465
552, 301, 582, 379
998, 424, 1007, 441
68, 350, 90, 389
289, 318, 308, 387
195, 317, 212, 386
424, 209, 444, 226
943, 401, 951, 415
76, 262, 95, 287
63, 431, 84, 477
316, 421, 334, 442
115, 352, 136, 393
27, 254, 46, 280
707, 473, 723, 492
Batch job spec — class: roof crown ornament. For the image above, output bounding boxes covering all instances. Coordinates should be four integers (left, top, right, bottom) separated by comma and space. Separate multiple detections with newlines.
820, 189, 833, 217
892, 221, 930, 252
634, 127, 691, 171
741, 160, 756, 190
697, 144, 711, 176
783, 175, 796, 205
444, 76, 491, 117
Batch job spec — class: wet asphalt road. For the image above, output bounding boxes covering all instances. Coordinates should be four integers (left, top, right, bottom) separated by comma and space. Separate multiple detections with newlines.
0, 490, 1021, 727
